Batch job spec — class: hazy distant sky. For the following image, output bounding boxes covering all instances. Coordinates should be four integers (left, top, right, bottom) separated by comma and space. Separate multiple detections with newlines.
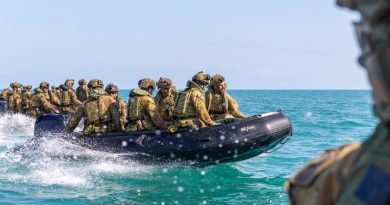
0, 0, 369, 89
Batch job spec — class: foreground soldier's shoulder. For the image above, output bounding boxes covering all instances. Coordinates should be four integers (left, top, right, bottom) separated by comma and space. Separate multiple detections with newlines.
191, 90, 205, 101
286, 143, 362, 205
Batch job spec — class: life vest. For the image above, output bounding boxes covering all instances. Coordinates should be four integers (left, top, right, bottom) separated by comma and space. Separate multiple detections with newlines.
205, 90, 229, 114
127, 89, 150, 121
84, 96, 112, 125
174, 88, 198, 118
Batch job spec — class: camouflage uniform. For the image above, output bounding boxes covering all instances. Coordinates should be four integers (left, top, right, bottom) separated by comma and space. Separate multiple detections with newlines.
76, 79, 89, 102
126, 78, 166, 131
21, 85, 32, 113
65, 79, 121, 135
0, 88, 11, 101
105, 83, 127, 130
59, 79, 82, 114
173, 72, 216, 129
206, 74, 247, 120
50, 85, 61, 107
29, 87, 59, 117
6, 82, 23, 113
154, 77, 178, 123
287, 1, 390, 205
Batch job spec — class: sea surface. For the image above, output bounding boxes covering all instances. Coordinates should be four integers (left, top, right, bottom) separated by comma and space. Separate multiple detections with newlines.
0, 90, 378, 205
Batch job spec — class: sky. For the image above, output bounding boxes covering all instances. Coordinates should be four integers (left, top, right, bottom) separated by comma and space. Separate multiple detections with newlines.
0, 0, 370, 90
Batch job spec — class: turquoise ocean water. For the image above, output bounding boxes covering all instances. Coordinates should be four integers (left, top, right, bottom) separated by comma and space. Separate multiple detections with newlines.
0, 90, 378, 204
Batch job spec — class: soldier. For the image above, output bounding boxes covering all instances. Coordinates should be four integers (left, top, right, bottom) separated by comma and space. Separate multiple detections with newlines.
21, 85, 32, 113
0, 88, 11, 101
126, 78, 167, 131
50, 84, 61, 107
287, 1, 390, 205
206, 74, 247, 120
173, 71, 216, 129
154, 77, 178, 124
6, 82, 23, 113
105, 83, 127, 131
76, 79, 89, 102
29, 83, 59, 117
59, 79, 81, 114
65, 79, 121, 135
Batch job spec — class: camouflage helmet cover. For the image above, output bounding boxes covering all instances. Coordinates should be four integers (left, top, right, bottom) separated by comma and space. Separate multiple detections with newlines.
192, 71, 211, 86
88, 79, 104, 89
65, 79, 74, 87
24, 85, 33, 90
51, 85, 57, 90
10, 82, 22, 88
157, 77, 173, 89
138, 78, 157, 89
39, 82, 50, 89
210, 74, 226, 87
105, 83, 119, 94
78, 79, 87, 85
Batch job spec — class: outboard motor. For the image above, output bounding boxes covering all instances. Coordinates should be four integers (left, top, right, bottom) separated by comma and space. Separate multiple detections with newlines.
0, 100, 6, 115
34, 114, 69, 137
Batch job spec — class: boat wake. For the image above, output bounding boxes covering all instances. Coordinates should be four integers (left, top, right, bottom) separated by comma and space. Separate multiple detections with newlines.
0, 114, 154, 188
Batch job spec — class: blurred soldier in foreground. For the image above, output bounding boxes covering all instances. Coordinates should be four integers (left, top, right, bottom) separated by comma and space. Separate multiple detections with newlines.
6, 82, 23, 113
21, 85, 32, 113
59, 79, 81, 114
287, 1, 390, 204
126, 78, 166, 131
76, 79, 89, 102
173, 71, 216, 129
29, 82, 59, 117
105, 83, 127, 131
65, 79, 121, 134
154, 77, 178, 124
0, 88, 11, 101
206, 74, 247, 120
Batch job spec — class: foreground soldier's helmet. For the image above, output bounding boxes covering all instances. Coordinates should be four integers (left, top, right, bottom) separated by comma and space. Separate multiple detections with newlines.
79, 79, 87, 85
88, 79, 104, 89
10, 82, 22, 88
39, 82, 50, 89
337, 0, 390, 122
105, 83, 119, 94
192, 71, 211, 86
210, 74, 226, 87
138, 78, 157, 90
65, 79, 74, 88
157, 77, 173, 89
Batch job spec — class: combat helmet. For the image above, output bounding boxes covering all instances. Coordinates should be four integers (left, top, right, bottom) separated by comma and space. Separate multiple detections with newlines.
192, 71, 211, 86
65, 79, 75, 88
157, 77, 173, 89
24, 85, 32, 90
88, 79, 104, 89
138, 78, 157, 90
105, 83, 119, 94
51, 85, 57, 90
10, 82, 22, 89
39, 82, 50, 89
210, 74, 226, 87
78, 79, 87, 85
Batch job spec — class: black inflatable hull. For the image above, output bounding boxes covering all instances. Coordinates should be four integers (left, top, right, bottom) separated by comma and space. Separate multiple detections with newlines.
32, 112, 292, 166
0, 101, 6, 115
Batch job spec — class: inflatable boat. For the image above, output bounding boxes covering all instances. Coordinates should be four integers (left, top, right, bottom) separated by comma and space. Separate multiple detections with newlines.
28, 111, 292, 166
0, 100, 6, 114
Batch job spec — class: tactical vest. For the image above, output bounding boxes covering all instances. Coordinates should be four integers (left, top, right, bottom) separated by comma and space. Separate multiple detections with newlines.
128, 96, 143, 121
61, 90, 73, 106
174, 88, 198, 118
84, 97, 112, 125
7, 93, 15, 110
206, 91, 229, 114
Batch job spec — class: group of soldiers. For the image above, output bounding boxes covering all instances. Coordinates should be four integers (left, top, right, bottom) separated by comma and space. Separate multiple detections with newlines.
0, 71, 247, 134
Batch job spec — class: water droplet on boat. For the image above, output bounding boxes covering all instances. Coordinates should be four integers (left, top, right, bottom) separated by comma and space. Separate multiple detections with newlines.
219, 135, 225, 140
121, 141, 127, 147
176, 133, 181, 138
155, 130, 161, 135
235, 140, 239, 143
218, 144, 223, 148
203, 155, 208, 160
200, 170, 206, 175
170, 153, 175, 158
